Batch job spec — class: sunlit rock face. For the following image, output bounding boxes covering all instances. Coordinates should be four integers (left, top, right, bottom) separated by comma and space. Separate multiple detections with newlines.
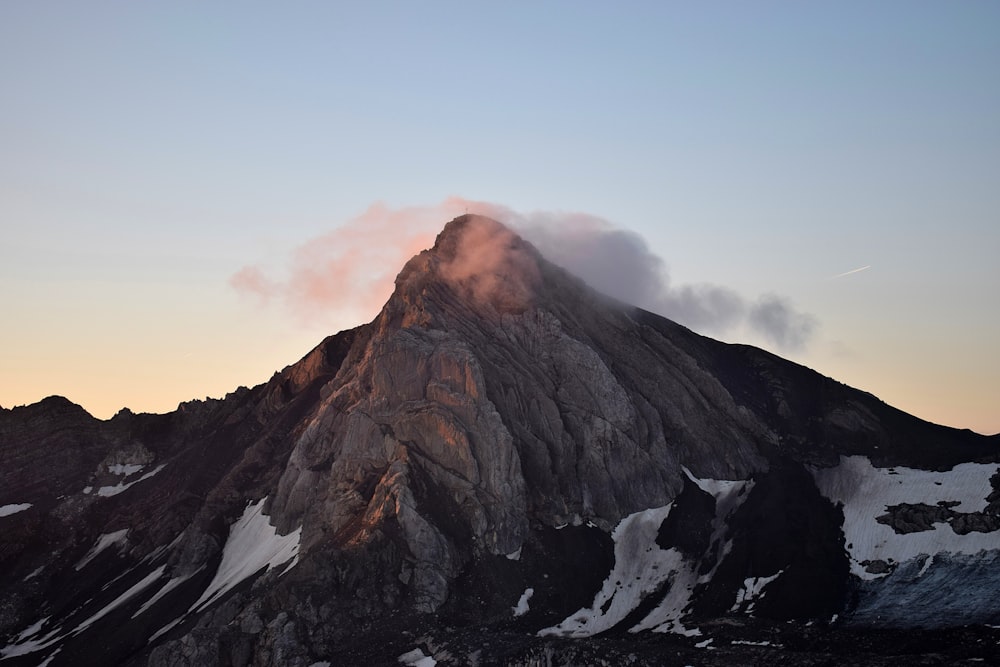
2, 216, 999, 666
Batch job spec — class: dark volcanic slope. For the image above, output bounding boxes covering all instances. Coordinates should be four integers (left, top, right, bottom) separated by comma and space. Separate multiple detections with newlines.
2, 215, 998, 666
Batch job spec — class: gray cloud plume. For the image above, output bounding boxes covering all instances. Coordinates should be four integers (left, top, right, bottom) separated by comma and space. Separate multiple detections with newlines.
747, 295, 817, 351
506, 209, 817, 351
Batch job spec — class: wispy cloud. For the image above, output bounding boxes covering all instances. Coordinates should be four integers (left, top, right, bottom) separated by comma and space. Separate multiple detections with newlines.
229, 200, 462, 325
230, 198, 818, 350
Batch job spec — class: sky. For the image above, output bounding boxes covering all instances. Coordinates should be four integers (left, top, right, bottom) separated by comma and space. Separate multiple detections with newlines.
1, 2, 998, 435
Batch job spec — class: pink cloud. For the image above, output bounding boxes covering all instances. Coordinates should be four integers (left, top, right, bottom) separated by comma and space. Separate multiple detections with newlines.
231, 199, 474, 327
228, 266, 275, 303
437, 215, 541, 312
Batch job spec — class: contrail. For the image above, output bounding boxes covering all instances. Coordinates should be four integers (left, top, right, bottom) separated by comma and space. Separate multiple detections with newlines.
831, 265, 871, 279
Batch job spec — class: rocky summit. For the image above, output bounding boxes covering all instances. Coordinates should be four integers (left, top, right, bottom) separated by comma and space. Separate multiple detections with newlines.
2, 215, 999, 666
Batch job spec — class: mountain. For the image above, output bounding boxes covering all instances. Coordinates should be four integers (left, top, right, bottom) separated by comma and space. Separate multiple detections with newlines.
2, 215, 999, 666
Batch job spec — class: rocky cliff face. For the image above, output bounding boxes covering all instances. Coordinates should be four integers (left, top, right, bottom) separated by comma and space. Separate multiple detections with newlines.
2, 216, 999, 666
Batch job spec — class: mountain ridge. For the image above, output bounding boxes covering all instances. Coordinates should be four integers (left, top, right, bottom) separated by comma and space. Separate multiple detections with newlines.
2, 215, 999, 665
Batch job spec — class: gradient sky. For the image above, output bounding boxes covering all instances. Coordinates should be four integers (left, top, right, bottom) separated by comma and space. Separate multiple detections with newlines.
2, 2, 998, 434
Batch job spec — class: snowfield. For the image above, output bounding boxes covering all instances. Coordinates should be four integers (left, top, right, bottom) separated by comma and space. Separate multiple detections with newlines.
75, 529, 130, 570
106, 463, 144, 476
541, 471, 754, 638
132, 568, 203, 618
512, 588, 534, 617
730, 571, 783, 614
190, 497, 301, 613
0, 503, 32, 517
398, 648, 437, 666
87, 464, 167, 498
812, 456, 1000, 580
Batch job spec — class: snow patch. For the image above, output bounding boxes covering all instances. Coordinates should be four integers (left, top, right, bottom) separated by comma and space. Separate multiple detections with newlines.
916, 553, 935, 577
398, 647, 436, 666
0, 503, 32, 517
70, 566, 165, 635
189, 497, 301, 613
539, 505, 675, 637
76, 529, 129, 570
694, 637, 714, 649
37, 648, 60, 667
15, 617, 49, 642
92, 464, 166, 497
634, 474, 754, 635
0, 625, 62, 659
683, 468, 744, 498
133, 568, 202, 617
512, 588, 534, 617
107, 463, 144, 476
1, 568, 164, 658
505, 547, 521, 561
541, 471, 755, 639
1, 615, 65, 658
148, 616, 184, 643
730, 571, 783, 613
812, 456, 1000, 580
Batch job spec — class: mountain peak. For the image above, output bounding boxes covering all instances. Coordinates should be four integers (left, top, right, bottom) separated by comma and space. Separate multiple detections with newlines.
391, 214, 544, 318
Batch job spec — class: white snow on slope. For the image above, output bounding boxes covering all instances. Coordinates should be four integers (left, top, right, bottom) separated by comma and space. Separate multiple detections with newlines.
541, 472, 754, 639
148, 617, 183, 643
730, 571, 783, 613
190, 498, 301, 613
37, 648, 60, 666
398, 648, 436, 666
0, 503, 32, 517
92, 464, 166, 498
107, 463, 144, 476
71, 566, 165, 635
132, 568, 202, 618
812, 456, 1000, 579
1, 567, 165, 659
14, 617, 49, 643
513, 588, 534, 617
1, 623, 62, 660
75, 529, 129, 570
539, 504, 675, 637
631, 472, 753, 635
733, 639, 776, 647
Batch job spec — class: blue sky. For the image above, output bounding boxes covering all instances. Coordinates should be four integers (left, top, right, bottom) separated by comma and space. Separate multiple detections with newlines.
2, 2, 998, 433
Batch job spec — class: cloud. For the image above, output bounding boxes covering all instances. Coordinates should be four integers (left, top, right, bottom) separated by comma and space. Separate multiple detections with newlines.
228, 266, 275, 304
748, 295, 817, 351
231, 200, 464, 326
437, 215, 541, 312
230, 197, 818, 351
507, 211, 817, 350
